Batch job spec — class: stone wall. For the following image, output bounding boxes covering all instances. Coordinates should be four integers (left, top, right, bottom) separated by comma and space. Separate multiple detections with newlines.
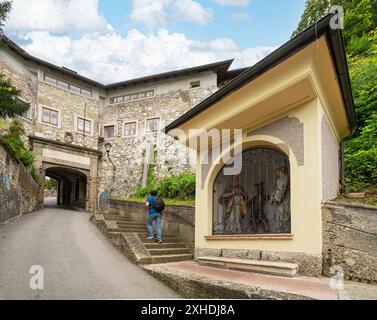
34, 81, 100, 150
0, 44, 223, 206
107, 199, 195, 247
0, 48, 39, 147
0, 141, 41, 224
99, 84, 217, 198
322, 201, 377, 283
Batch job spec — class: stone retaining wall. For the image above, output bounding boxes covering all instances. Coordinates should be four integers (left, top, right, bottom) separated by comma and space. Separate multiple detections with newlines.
322, 201, 377, 283
108, 199, 195, 247
0, 141, 41, 224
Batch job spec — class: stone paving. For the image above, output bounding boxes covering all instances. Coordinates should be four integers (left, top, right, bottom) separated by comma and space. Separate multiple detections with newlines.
0, 200, 179, 299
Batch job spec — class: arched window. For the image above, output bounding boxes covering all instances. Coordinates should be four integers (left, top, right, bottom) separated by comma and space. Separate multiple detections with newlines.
213, 147, 291, 235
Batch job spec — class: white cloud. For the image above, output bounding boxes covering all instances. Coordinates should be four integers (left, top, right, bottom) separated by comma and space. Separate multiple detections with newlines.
173, 0, 213, 25
229, 12, 250, 21
5, 0, 108, 33
130, 0, 213, 29
19, 29, 276, 84
213, 0, 250, 7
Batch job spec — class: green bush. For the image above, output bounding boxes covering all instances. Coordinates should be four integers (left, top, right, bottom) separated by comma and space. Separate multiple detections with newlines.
344, 115, 377, 191
0, 120, 37, 179
133, 173, 196, 201
0, 74, 30, 119
134, 186, 151, 198
157, 173, 196, 200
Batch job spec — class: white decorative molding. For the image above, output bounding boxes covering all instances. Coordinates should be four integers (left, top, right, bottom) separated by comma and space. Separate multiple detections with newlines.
43, 149, 90, 165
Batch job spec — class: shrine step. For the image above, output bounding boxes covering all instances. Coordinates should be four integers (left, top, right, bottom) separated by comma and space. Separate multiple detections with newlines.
197, 256, 298, 277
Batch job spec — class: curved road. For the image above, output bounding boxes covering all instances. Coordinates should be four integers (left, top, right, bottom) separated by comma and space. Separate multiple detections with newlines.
0, 198, 179, 299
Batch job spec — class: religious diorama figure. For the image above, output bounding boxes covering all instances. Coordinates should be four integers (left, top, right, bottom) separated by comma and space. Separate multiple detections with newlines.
265, 166, 291, 233
213, 148, 291, 235
219, 176, 247, 234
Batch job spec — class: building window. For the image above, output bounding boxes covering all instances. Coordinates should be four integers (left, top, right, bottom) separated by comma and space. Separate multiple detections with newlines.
110, 90, 155, 104
44, 73, 92, 98
146, 117, 159, 133
70, 84, 81, 94
145, 90, 154, 97
77, 117, 91, 134
44, 74, 57, 85
189, 80, 201, 89
42, 107, 58, 126
23, 107, 32, 120
58, 80, 69, 90
213, 147, 291, 235
104, 125, 115, 138
16, 98, 32, 120
81, 88, 92, 97
124, 122, 137, 136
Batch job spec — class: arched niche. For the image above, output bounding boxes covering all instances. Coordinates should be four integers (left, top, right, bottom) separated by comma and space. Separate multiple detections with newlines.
212, 147, 291, 235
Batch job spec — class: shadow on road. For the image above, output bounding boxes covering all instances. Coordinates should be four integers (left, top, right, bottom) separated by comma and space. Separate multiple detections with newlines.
44, 197, 86, 212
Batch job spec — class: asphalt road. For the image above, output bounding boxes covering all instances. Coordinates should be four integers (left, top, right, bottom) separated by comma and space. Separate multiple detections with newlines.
0, 198, 179, 300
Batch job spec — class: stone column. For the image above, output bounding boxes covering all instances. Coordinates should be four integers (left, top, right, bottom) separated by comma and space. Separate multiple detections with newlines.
88, 156, 98, 213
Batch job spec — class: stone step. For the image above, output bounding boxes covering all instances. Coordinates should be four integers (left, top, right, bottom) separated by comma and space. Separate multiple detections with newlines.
117, 223, 146, 227
118, 228, 147, 232
197, 256, 298, 278
116, 221, 145, 226
104, 216, 133, 221
119, 228, 148, 233
141, 237, 180, 243
144, 243, 186, 249
151, 254, 193, 264
148, 248, 191, 256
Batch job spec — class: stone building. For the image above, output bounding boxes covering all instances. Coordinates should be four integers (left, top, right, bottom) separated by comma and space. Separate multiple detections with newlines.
0, 35, 245, 211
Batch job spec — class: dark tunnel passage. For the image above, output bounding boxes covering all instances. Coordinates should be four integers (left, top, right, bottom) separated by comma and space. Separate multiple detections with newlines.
45, 167, 88, 209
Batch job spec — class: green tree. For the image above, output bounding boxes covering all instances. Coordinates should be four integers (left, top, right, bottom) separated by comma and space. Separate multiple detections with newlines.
293, 0, 377, 54
292, 0, 333, 37
0, 76, 30, 118
45, 178, 58, 191
0, 1, 29, 119
294, 0, 377, 192
0, 0, 12, 29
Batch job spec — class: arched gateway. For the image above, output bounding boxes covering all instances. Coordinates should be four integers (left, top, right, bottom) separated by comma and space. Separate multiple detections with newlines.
29, 135, 101, 212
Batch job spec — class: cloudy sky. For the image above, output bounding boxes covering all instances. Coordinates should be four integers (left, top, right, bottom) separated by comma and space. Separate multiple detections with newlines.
4, 0, 306, 84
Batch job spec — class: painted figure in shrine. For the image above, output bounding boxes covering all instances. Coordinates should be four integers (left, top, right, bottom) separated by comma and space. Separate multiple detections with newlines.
265, 166, 290, 233
220, 176, 247, 234
213, 148, 291, 235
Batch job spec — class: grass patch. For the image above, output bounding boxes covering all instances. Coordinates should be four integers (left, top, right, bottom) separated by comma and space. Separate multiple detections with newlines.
112, 196, 195, 207
337, 186, 377, 207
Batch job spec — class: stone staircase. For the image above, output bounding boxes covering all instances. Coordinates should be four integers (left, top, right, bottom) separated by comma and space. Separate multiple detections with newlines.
101, 213, 193, 264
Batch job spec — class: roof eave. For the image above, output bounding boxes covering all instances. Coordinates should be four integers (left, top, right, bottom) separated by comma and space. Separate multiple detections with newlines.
163, 13, 357, 137
105, 59, 234, 89
0, 35, 104, 88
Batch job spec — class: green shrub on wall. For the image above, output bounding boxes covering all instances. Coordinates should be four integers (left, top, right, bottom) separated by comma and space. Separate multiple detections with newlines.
157, 173, 196, 200
134, 173, 196, 201
0, 120, 38, 181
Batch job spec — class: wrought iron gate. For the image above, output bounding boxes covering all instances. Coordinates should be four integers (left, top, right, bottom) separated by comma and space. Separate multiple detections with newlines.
213, 147, 291, 235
